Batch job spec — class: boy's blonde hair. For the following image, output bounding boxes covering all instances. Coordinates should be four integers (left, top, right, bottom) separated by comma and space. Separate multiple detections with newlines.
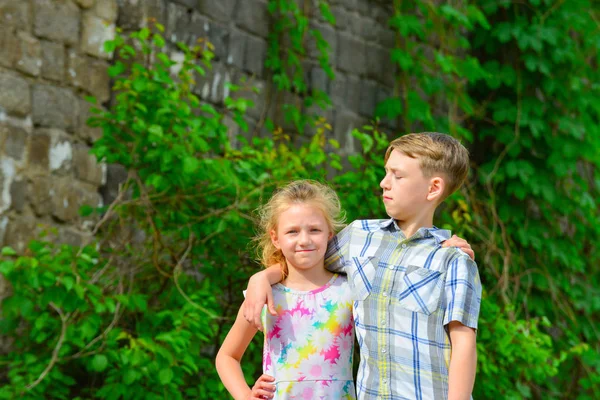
385, 132, 469, 200
255, 180, 345, 278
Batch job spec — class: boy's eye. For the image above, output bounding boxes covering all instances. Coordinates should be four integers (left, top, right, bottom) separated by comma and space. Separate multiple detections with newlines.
395, 175, 402, 179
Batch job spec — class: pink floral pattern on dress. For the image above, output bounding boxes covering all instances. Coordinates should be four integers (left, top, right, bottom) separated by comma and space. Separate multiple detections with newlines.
261, 274, 356, 399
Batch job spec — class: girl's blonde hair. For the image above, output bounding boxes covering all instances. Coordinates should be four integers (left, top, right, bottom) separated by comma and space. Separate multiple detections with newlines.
255, 180, 346, 279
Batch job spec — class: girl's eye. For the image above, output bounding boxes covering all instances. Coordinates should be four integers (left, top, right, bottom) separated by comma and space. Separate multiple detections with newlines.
311, 229, 322, 232
287, 230, 297, 234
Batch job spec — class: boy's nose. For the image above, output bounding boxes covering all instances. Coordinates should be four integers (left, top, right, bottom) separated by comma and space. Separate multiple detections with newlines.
380, 174, 390, 190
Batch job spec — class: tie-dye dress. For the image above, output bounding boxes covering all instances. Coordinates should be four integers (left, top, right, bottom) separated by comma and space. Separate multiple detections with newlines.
261, 274, 356, 399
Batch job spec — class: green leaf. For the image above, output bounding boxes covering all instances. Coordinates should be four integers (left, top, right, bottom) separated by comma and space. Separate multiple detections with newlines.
91, 354, 108, 372
158, 368, 173, 385
1, 247, 17, 256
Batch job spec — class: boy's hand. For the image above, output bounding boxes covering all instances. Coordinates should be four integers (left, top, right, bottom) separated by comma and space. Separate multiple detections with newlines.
244, 273, 277, 331
443, 235, 475, 260
247, 374, 276, 399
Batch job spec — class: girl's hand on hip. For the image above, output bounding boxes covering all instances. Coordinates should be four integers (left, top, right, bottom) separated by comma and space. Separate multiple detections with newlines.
247, 374, 276, 399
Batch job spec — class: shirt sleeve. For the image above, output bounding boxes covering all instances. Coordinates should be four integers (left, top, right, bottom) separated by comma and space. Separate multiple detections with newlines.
324, 222, 354, 273
443, 254, 482, 330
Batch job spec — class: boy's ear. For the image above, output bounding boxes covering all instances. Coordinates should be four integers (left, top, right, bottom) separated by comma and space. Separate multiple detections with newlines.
270, 230, 280, 249
427, 176, 445, 202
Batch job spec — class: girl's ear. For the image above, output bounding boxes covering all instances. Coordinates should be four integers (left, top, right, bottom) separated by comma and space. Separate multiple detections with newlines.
328, 229, 334, 240
427, 176, 445, 202
270, 229, 280, 249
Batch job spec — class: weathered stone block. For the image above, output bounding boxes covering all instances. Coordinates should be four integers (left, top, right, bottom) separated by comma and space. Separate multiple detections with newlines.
68, 52, 110, 103
49, 135, 74, 173
365, 44, 388, 82
29, 175, 53, 216
379, 27, 396, 49
34, 0, 80, 45
90, 0, 117, 22
0, 27, 20, 68
344, 76, 361, 112
28, 130, 51, 169
73, 144, 105, 185
9, 179, 26, 212
4, 217, 35, 253
333, 110, 363, 155
0, 157, 16, 214
0, 0, 30, 29
337, 33, 366, 75
32, 85, 79, 131
100, 163, 127, 205
197, 0, 236, 23
230, 71, 266, 121
235, 0, 269, 38
166, 2, 190, 44
307, 22, 337, 66
227, 29, 246, 70
330, 72, 347, 106
0, 124, 27, 161
16, 32, 42, 77
244, 35, 267, 77
310, 67, 330, 94
0, 73, 31, 117
41, 40, 65, 81
330, 5, 349, 31
359, 80, 377, 117
78, 98, 103, 143
194, 62, 231, 105
81, 13, 115, 59
51, 180, 81, 222
206, 21, 229, 61
75, 0, 95, 9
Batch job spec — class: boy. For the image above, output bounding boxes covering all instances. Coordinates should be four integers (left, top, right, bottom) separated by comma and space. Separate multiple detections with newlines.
245, 132, 481, 399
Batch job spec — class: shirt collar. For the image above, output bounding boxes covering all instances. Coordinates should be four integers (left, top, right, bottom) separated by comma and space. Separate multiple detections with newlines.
379, 218, 451, 244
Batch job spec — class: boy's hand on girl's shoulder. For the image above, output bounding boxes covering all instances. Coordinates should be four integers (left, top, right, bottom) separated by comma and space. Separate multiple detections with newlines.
247, 374, 276, 399
244, 273, 278, 331
442, 235, 475, 261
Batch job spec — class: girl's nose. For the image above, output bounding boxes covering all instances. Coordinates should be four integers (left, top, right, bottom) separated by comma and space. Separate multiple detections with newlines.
298, 231, 311, 245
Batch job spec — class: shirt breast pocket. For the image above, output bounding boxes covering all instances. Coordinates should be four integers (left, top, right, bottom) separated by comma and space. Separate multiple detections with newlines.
397, 265, 444, 315
346, 256, 378, 301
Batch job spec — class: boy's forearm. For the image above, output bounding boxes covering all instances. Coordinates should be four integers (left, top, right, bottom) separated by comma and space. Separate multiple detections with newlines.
250, 265, 283, 286
448, 324, 477, 400
215, 354, 251, 400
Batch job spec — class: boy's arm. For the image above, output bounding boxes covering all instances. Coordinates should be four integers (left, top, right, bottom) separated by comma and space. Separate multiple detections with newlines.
443, 254, 482, 399
324, 222, 354, 272
215, 303, 275, 399
243, 267, 281, 330
447, 322, 477, 400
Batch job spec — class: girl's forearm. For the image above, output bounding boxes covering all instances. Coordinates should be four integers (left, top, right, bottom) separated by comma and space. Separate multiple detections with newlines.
215, 354, 251, 400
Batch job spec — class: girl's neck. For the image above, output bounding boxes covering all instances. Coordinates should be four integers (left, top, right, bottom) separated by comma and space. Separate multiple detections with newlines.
282, 263, 334, 291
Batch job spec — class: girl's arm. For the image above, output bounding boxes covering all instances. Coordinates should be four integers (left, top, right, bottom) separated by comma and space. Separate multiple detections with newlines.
216, 302, 275, 399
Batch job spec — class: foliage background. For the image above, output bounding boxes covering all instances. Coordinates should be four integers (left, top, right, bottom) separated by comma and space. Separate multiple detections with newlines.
0, 0, 599, 399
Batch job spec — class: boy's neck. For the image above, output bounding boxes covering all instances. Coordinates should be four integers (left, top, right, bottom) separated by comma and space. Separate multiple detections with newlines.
395, 212, 435, 239
283, 263, 334, 291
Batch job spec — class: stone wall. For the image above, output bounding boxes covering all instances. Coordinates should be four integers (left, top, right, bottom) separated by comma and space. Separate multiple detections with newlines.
0, 0, 398, 250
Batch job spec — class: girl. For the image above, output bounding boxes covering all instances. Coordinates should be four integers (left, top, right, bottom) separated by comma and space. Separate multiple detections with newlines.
216, 180, 356, 399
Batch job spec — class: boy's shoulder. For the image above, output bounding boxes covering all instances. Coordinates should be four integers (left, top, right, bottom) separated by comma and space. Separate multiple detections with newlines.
346, 219, 391, 233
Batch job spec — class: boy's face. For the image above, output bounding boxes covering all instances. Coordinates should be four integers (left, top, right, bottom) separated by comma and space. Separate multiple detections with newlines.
380, 150, 441, 221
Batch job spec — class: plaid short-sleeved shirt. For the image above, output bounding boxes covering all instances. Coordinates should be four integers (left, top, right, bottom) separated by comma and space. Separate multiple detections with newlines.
325, 219, 482, 400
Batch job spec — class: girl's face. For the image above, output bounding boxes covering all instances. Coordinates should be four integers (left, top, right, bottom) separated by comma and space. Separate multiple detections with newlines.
270, 203, 333, 273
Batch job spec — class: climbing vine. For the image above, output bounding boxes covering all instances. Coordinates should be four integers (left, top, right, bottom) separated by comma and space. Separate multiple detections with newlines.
0, 1, 598, 399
